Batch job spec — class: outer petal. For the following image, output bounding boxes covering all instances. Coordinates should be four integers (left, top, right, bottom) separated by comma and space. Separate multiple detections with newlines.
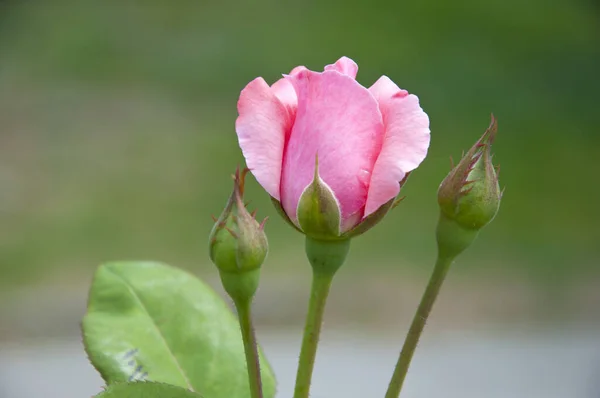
235, 77, 291, 200
364, 76, 430, 216
324, 56, 358, 79
281, 69, 384, 228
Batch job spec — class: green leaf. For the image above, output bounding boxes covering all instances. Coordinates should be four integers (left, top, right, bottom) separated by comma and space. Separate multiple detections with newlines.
95, 382, 202, 398
82, 262, 276, 398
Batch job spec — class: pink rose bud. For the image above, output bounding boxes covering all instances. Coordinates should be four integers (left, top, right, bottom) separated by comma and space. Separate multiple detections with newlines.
235, 56, 430, 239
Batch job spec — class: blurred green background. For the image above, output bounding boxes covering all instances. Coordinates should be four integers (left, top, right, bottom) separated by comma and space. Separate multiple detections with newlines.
0, 0, 599, 318
1, 2, 599, 397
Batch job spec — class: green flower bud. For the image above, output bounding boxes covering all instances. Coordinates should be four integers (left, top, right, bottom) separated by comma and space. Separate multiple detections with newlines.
209, 169, 268, 301
438, 115, 502, 230
436, 115, 503, 259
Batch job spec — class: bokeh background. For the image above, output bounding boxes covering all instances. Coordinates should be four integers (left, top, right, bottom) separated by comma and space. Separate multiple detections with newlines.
0, 1, 599, 397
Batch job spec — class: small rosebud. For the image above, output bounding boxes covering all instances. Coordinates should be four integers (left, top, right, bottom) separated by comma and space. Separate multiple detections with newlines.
438, 115, 501, 230
436, 115, 502, 258
209, 168, 268, 302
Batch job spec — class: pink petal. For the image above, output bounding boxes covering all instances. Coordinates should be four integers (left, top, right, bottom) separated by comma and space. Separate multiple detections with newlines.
364, 76, 430, 216
369, 76, 408, 107
281, 69, 384, 228
235, 77, 292, 200
271, 79, 296, 116
270, 66, 307, 123
324, 56, 359, 79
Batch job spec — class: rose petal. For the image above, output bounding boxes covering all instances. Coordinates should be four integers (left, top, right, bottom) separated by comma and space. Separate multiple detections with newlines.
281, 69, 384, 227
271, 79, 296, 116
364, 76, 430, 216
324, 56, 359, 79
270, 66, 307, 123
235, 77, 291, 200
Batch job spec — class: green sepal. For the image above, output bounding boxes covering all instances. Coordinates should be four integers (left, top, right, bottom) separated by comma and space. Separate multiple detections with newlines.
297, 155, 342, 239
271, 196, 303, 234
341, 171, 411, 239
342, 198, 394, 239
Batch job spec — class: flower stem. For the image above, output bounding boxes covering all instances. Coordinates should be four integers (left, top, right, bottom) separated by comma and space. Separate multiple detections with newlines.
384, 254, 454, 398
293, 269, 334, 398
293, 237, 350, 398
233, 297, 263, 398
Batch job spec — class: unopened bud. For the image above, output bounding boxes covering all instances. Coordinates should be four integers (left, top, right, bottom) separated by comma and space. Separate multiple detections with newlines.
438, 115, 501, 230
209, 168, 268, 301
436, 115, 502, 258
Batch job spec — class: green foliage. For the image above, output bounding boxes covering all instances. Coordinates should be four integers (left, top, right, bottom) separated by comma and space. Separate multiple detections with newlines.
95, 382, 202, 398
82, 262, 277, 398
